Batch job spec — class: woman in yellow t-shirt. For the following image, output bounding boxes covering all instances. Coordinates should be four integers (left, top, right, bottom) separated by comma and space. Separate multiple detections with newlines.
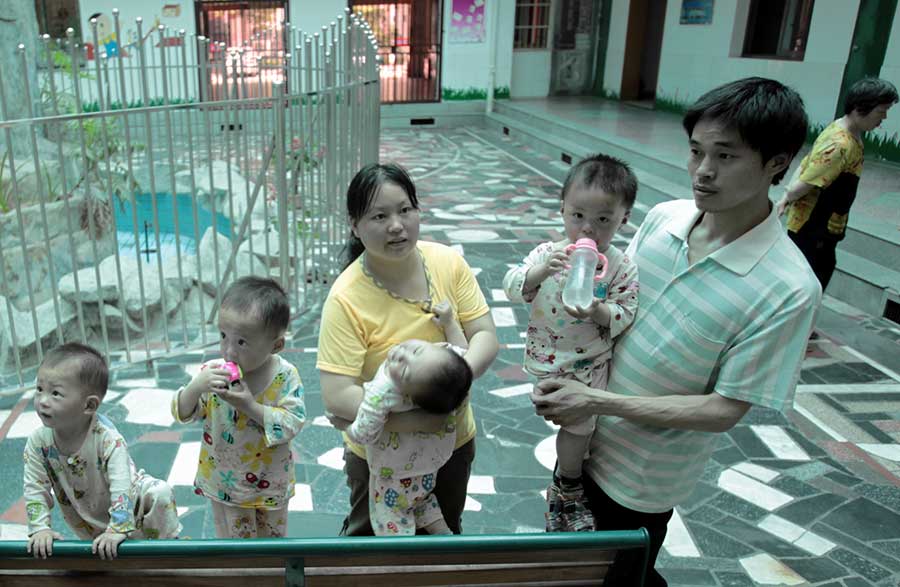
317, 163, 499, 535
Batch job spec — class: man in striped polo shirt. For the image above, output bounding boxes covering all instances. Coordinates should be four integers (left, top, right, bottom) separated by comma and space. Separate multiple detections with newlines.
532, 77, 821, 586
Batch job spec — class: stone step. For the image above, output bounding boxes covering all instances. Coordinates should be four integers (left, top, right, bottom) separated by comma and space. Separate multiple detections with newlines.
480, 112, 900, 321
480, 114, 685, 221
831, 249, 900, 318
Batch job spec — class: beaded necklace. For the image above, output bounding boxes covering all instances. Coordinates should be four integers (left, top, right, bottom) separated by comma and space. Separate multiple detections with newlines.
360, 248, 435, 313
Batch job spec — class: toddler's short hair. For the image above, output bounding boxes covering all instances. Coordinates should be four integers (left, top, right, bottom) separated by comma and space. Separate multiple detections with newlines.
561, 153, 638, 210
414, 348, 472, 415
41, 342, 108, 398
221, 276, 290, 336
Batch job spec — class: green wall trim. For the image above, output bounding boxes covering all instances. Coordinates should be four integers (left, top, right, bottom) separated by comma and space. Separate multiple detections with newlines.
654, 92, 687, 115
441, 86, 510, 101
834, 0, 899, 118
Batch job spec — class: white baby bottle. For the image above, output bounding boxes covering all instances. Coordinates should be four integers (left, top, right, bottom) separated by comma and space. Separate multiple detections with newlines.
562, 238, 608, 308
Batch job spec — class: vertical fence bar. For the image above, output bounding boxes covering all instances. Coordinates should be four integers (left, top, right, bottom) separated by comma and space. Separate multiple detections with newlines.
199, 37, 224, 316
19, 42, 65, 348
273, 80, 289, 288
0, 57, 31, 381
157, 24, 189, 347
136, 17, 172, 355
42, 34, 88, 344
181, 31, 207, 347
66, 31, 113, 363
87, 18, 123, 360
237, 46, 257, 277
114, 13, 151, 362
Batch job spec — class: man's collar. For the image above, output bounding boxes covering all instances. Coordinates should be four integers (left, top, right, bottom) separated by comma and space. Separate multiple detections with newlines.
665, 200, 782, 275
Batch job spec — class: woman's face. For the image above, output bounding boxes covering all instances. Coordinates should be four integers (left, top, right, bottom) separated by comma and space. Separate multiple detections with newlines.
352, 181, 420, 263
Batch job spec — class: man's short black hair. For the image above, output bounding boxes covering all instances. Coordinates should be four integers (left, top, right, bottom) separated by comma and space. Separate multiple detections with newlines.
221, 276, 290, 336
413, 348, 472, 415
683, 77, 809, 185
41, 342, 108, 398
844, 77, 899, 116
561, 153, 638, 210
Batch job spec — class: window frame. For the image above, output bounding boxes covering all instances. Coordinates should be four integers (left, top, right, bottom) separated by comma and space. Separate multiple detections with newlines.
513, 0, 553, 51
741, 0, 815, 61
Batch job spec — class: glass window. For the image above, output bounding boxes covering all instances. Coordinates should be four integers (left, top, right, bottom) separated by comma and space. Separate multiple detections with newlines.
742, 0, 815, 60
514, 0, 552, 50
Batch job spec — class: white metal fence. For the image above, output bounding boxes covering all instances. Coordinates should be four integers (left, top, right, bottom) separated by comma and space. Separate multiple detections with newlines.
0, 9, 381, 390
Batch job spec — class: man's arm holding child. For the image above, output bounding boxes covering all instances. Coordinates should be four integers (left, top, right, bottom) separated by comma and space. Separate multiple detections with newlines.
533, 381, 751, 432
535, 278, 819, 434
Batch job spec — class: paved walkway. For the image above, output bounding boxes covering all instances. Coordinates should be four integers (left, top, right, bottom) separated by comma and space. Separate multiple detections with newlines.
1, 126, 899, 587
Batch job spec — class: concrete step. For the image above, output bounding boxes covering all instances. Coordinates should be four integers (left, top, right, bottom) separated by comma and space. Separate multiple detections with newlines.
832, 249, 900, 317
479, 111, 900, 321
381, 101, 485, 128
491, 101, 900, 272
491, 102, 687, 187
481, 114, 686, 220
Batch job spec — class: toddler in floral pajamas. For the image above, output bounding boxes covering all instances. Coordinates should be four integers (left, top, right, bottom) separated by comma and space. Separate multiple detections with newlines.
25, 343, 180, 560
173, 277, 306, 538
504, 154, 639, 532
345, 301, 472, 535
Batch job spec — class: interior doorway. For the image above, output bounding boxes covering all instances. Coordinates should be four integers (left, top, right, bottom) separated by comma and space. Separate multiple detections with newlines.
351, 0, 443, 103
620, 0, 666, 105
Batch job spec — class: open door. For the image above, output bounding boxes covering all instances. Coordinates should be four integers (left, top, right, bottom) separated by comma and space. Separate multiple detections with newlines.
619, 0, 666, 105
352, 0, 443, 103
550, 0, 596, 95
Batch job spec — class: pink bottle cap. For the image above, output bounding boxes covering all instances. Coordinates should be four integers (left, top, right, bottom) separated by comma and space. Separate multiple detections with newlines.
564, 238, 608, 280
222, 361, 243, 383
572, 237, 599, 252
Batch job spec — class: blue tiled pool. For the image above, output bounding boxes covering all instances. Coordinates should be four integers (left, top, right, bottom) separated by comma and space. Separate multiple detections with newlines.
115, 193, 232, 258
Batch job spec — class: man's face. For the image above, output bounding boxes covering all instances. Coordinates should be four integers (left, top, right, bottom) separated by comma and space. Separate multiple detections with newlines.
687, 117, 783, 213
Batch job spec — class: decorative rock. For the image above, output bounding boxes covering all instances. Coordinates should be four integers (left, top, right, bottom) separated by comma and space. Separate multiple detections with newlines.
81, 302, 143, 333
197, 227, 254, 294
0, 294, 77, 367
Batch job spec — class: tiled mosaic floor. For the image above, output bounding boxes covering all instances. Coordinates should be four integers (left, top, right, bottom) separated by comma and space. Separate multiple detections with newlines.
2, 127, 899, 587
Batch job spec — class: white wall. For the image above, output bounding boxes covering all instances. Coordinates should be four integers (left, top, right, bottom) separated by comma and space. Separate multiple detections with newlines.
78, 0, 194, 45
654, 0, 859, 126
877, 3, 900, 140
602, 0, 629, 96
289, 0, 347, 36
511, 51, 552, 97
441, 0, 514, 96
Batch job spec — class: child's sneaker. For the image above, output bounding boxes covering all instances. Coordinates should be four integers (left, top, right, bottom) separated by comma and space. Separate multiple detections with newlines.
557, 480, 595, 532
545, 480, 566, 532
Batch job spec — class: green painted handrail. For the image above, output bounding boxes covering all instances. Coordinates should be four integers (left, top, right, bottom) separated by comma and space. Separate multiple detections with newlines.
0, 530, 650, 558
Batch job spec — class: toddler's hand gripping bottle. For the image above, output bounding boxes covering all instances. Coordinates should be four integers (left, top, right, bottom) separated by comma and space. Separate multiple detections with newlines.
562, 238, 608, 308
